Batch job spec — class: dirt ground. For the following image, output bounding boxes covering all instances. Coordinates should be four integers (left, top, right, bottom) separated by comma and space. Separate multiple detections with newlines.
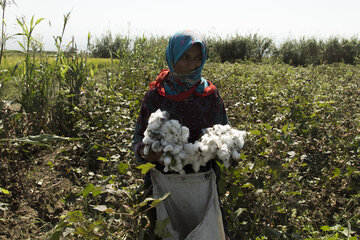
0, 149, 73, 240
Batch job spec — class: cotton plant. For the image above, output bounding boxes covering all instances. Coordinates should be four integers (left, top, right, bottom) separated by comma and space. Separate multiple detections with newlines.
142, 109, 246, 174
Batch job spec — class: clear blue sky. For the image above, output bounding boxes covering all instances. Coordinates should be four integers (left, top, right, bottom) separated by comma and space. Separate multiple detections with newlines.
4, 0, 360, 50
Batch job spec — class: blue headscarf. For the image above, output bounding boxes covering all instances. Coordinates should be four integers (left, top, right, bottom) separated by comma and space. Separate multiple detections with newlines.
164, 30, 209, 95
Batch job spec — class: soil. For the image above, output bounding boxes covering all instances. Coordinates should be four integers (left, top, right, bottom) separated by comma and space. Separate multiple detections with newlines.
0, 149, 73, 240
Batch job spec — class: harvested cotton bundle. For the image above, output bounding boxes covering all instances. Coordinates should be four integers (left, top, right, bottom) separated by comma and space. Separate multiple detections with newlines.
142, 109, 246, 174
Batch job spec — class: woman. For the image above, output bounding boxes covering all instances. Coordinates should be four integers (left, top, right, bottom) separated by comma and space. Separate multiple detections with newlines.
132, 30, 231, 239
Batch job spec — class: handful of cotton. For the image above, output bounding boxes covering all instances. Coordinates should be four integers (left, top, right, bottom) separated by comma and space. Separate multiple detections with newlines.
142, 109, 190, 174
197, 124, 246, 170
142, 109, 246, 174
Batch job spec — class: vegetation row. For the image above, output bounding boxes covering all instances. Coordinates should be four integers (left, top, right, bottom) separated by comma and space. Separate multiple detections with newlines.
89, 32, 360, 66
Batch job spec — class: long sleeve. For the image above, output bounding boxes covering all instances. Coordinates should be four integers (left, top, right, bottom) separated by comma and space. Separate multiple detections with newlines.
212, 91, 230, 126
131, 88, 229, 164
132, 90, 159, 163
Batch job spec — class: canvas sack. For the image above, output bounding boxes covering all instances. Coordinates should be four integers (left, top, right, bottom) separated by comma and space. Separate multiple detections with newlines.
150, 168, 226, 240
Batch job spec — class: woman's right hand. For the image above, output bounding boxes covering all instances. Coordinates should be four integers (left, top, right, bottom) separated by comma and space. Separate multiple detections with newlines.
140, 145, 163, 164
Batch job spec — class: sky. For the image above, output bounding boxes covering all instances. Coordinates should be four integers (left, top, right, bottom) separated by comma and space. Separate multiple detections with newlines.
3, 0, 360, 50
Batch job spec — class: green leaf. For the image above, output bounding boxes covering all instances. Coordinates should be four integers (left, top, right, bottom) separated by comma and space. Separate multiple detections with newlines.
262, 123, 272, 130
81, 183, 95, 198
0, 188, 10, 194
75, 226, 88, 235
97, 156, 108, 162
241, 183, 254, 188
35, 18, 45, 26
249, 129, 261, 136
235, 208, 246, 217
150, 192, 170, 208
67, 210, 83, 222
321, 225, 332, 231
118, 162, 129, 174
80, 184, 103, 198
50, 230, 63, 240
265, 227, 282, 238
105, 208, 115, 214
30, 15, 34, 27
92, 205, 108, 212
282, 123, 289, 134
137, 192, 170, 208
92, 188, 102, 197
285, 191, 301, 196
136, 163, 155, 174
154, 217, 172, 238
330, 224, 344, 231
332, 168, 341, 179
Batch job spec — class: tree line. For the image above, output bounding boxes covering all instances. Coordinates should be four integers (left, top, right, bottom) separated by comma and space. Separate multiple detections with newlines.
90, 32, 360, 66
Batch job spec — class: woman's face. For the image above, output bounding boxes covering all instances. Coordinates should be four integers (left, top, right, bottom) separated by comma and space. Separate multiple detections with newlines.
174, 44, 203, 74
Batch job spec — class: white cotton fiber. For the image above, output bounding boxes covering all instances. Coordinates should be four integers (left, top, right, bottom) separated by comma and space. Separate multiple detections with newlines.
142, 109, 246, 174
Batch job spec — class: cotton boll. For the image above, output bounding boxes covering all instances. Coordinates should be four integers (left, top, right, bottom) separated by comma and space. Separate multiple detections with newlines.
149, 109, 168, 123
163, 144, 174, 152
178, 150, 188, 160
221, 142, 229, 151
199, 143, 209, 152
184, 143, 195, 155
193, 141, 201, 151
172, 133, 180, 144
217, 148, 230, 162
232, 149, 241, 160
223, 160, 230, 169
223, 125, 231, 134
164, 133, 174, 143
162, 121, 172, 131
199, 158, 208, 167
172, 145, 182, 155
201, 152, 215, 162
205, 135, 221, 149
143, 136, 153, 145
149, 121, 161, 131
213, 125, 223, 136
220, 134, 232, 145
163, 155, 171, 165
170, 158, 183, 173
234, 138, 244, 149
192, 161, 201, 173
183, 143, 197, 165
181, 126, 189, 142
168, 119, 181, 130
144, 111, 246, 173
143, 145, 150, 155
162, 155, 171, 173
208, 142, 218, 154
216, 150, 228, 161
152, 141, 163, 152
160, 139, 170, 146
232, 131, 245, 149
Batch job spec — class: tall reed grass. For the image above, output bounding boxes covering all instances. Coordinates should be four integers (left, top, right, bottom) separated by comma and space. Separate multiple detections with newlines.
0, 12, 93, 136
90, 33, 360, 66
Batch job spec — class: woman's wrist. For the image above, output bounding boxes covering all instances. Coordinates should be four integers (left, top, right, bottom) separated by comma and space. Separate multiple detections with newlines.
135, 141, 145, 158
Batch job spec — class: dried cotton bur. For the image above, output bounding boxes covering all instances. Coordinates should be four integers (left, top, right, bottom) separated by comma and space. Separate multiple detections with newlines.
142, 109, 246, 174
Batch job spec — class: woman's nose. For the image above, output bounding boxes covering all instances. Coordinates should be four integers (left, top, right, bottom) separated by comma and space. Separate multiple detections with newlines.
189, 60, 201, 70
